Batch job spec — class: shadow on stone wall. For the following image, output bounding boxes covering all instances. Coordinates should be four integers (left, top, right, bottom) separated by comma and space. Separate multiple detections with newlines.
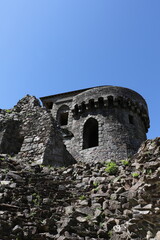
0, 95, 76, 167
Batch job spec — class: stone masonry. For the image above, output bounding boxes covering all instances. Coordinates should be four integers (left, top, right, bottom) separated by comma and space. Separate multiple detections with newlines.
0, 86, 150, 166
0, 95, 75, 167
41, 86, 150, 163
0, 86, 159, 240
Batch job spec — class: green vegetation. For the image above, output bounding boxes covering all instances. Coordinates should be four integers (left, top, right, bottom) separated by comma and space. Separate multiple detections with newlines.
146, 169, 153, 175
121, 159, 129, 166
79, 195, 86, 200
29, 211, 37, 217
108, 230, 113, 238
86, 215, 92, 221
32, 193, 41, 206
105, 161, 118, 175
93, 181, 99, 187
131, 172, 140, 178
5, 109, 12, 113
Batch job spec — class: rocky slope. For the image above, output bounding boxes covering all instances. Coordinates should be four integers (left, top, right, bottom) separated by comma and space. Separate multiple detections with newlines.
0, 138, 160, 240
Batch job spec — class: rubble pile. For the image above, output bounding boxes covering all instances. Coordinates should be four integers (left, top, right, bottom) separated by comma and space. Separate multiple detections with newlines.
0, 138, 160, 239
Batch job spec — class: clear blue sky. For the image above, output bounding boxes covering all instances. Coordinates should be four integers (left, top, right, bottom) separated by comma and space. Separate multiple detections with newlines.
0, 0, 159, 139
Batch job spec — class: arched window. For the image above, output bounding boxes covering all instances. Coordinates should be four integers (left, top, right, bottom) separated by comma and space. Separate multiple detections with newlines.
83, 118, 98, 149
57, 105, 69, 126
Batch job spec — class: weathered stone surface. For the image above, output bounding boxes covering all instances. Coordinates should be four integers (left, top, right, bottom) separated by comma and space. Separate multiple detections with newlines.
0, 138, 159, 239
0, 95, 76, 167
0, 91, 159, 239
40, 86, 150, 163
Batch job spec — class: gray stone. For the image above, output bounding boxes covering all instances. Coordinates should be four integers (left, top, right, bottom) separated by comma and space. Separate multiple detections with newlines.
155, 231, 160, 240
0, 95, 76, 167
76, 216, 87, 223
65, 206, 74, 215
40, 86, 149, 164
12, 225, 22, 233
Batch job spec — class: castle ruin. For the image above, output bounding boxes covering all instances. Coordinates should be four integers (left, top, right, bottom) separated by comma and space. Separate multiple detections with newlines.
0, 85, 150, 166
40, 85, 150, 164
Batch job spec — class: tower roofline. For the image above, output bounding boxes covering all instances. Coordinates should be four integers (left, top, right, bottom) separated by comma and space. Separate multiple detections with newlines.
40, 85, 113, 100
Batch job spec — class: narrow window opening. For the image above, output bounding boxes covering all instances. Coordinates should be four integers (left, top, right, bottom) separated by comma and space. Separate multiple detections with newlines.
98, 97, 104, 108
81, 102, 86, 112
60, 112, 68, 126
83, 118, 98, 149
57, 105, 69, 126
129, 115, 134, 124
74, 105, 79, 115
45, 102, 53, 110
89, 99, 95, 109
117, 97, 123, 106
108, 96, 113, 107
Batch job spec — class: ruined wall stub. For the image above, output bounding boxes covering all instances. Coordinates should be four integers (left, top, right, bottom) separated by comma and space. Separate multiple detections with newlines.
0, 95, 75, 167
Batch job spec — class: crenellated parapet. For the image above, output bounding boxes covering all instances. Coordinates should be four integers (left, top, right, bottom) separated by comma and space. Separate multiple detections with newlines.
40, 85, 150, 163
71, 86, 149, 132
72, 94, 149, 131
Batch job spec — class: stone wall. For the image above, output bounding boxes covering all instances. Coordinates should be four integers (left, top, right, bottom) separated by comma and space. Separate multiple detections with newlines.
0, 87, 150, 165
40, 86, 150, 164
59, 86, 150, 163
69, 106, 147, 163
0, 95, 75, 167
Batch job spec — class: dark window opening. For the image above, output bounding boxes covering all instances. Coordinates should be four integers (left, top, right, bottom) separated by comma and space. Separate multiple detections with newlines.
57, 105, 69, 126
89, 99, 95, 109
108, 96, 113, 107
98, 97, 104, 108
81, 102, 86, 112
74, 105, 79, 115
59, 112, 68, 126
117, 97, 123, 106
83, 118, 98, 149
45, 102, 53, 110
129, 115, 134, 124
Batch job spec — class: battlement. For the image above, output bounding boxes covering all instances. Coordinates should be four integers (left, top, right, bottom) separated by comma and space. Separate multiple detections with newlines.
41, 85, 150, 163
72, 89, 149, 131
0, 85, 151, 166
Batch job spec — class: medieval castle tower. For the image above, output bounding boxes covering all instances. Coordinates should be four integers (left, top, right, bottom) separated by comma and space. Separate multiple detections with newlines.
40, 86, 150, 163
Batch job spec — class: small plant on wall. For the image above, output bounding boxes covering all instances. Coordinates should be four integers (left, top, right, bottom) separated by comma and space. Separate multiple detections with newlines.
131, 172, 140, 178
105, 161, 118, 175
121, 159, 129, 166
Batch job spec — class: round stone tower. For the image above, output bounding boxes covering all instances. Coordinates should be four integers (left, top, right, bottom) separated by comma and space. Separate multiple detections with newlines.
69, 86, 149, 163
41, 85, 150, 164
